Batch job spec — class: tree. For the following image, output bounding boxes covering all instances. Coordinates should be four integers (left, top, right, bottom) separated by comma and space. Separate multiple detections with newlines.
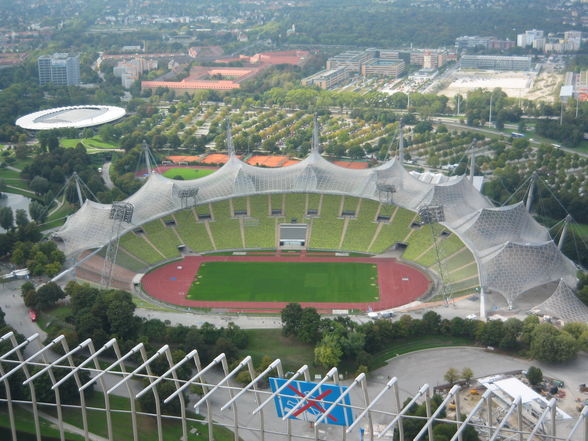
29, 176, 50, 195
139, 381, 184, 416
298, 307, 321, 344
562, 322, 588, 340
105, 290, 137, 339
47, 135, 59, 152
499, 318, 523, 351
444, 368, 459, 384
461, 367, 474, 383
477, 320, 504, 347
347, 145, 365, 159
29, 201, 47, 224
414, 121, 433, 133
0, 207, 13, 230
526, 366, 543, 386
36, 282, 65, 311
15, 209, 28, 227
420, 311, 441, 334
314, 334, 343, 368
530, 323, 578, 363
281, 303, 303, 337
21, 282, 37, 308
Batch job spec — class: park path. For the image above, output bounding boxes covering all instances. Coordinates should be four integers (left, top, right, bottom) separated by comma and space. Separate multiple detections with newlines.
22, 408, 110, 441
101, 162, 115, 190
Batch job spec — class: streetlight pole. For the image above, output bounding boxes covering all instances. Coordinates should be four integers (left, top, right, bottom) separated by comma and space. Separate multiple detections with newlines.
488, 94, 493, 126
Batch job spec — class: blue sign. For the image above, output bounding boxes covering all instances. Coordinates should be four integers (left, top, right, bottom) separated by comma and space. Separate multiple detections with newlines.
269, 377, 353, 427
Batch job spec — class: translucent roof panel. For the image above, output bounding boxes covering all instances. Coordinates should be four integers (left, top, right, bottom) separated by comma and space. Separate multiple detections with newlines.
54, 151, 579, 312
420, 176, 493, 225
535, 280, 588, 323
478, 241, 578, 306
453, 202, 551, 250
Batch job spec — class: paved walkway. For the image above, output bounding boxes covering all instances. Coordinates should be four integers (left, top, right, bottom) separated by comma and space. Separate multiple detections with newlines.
101, 161, 114, 190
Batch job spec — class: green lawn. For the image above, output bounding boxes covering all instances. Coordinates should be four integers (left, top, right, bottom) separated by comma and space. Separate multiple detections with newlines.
61, 137, 119, 150
187, 261, 379, 302
48, 392, 234, 441
8, 158, 32, 171
370, 335, 472, 369
0, 406, 84, 441
162, 168, 215, 180
0, 168, 21, 179
241, 329, 315, 372
39, 202, 76, 231
242, 330, 474, 373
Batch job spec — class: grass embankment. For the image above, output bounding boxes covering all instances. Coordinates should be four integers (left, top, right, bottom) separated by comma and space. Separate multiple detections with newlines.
187, 261, 379, 303
0, 406, 85, 441
60, 137, 120, 152
242, 329, 473, 374
39, 201, 76, 231
49, 393, 234, 441
369, 335, 472, 369
241, 329, 315, 372
162, 168, 216, 180
0, 159, 33, 195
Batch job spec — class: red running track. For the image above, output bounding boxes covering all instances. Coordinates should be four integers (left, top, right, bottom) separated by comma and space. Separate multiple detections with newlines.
141, 255, 431, 312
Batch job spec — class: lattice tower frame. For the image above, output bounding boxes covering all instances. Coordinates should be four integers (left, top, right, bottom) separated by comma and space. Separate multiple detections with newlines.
100, 202, 134, 288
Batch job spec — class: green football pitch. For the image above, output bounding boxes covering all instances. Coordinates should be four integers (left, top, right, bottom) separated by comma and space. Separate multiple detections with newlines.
186, 262, 379, 303
162, 168, 216, 180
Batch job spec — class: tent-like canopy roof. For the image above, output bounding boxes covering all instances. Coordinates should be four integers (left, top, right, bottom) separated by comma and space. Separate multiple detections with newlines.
55, 149, 577, 308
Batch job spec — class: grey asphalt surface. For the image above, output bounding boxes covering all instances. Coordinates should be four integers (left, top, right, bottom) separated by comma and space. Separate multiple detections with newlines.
101, 161, 115, 190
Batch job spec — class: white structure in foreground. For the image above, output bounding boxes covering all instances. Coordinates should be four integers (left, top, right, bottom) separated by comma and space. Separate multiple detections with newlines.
15, 105, 126, 130
0, 331, 586, 441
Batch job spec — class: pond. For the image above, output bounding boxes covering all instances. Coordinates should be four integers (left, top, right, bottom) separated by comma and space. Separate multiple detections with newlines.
0, 193, 32, 232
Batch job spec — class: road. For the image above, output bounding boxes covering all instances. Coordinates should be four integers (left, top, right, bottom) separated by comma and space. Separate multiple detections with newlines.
135, 309, 283, 329
433, 117, 588, 158
101, 161, 115, 190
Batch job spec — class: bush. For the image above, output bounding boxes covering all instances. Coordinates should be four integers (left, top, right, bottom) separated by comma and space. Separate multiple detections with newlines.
526, 366, 543, 386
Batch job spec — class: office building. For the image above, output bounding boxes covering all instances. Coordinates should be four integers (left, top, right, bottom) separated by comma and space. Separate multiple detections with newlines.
460, 55, 533, 71
301, 67, 349, 89
455, 36, 514, 51
410, 50, 452, 69
517, 29, 545, 48
361, 59, 405, 78
113, 58, 158, 89
326, 50, 375, 73
38, 53, 80, 86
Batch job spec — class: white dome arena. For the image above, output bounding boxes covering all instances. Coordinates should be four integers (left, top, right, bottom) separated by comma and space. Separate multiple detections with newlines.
15, 105, 126, 130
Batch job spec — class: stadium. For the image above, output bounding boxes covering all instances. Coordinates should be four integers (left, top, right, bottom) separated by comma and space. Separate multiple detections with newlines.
53, 124, 583, 320
15, 105, 126, 130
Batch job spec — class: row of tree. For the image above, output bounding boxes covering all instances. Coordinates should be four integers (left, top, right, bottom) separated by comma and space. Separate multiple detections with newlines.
281, 304, 588, 371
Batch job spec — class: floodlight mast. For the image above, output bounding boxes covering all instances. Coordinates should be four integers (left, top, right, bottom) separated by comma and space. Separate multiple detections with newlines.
418, 205, 451, 305
469, 143, 476, 182
226, 117, 235, 156
376, 182, 397, 205
398, 123, 404, 163
142, 140, 153, 175
100, 202, 134, 288
312, 114, 320, 154
173, 184, 200, 209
